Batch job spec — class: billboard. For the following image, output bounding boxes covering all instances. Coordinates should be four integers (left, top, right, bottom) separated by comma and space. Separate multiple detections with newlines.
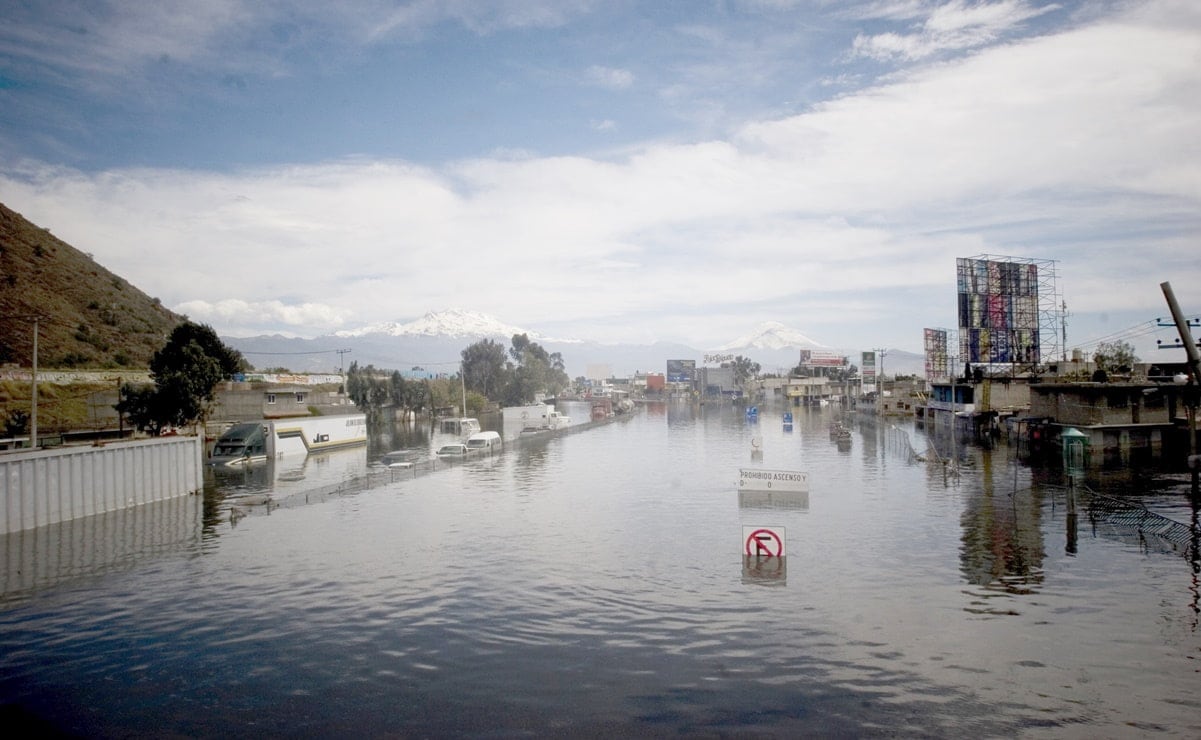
666, 359, 696, 383
924, 328, 949, 379
956, 257, 1041, 364
799, 350, 847, 368
861, 351, 876, 393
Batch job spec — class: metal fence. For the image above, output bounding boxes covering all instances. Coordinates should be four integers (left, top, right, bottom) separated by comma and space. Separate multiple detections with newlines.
1083, 486, 1199, 558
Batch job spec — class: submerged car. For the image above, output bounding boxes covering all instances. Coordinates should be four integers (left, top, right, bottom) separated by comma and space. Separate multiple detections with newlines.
380, 449, 420, 467
435, 443, 470, 458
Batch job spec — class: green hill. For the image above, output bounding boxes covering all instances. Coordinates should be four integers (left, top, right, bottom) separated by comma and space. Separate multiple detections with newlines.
0, 202, 182, 369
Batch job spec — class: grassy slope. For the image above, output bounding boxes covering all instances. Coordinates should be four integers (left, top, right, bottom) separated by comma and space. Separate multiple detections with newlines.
0, 202, 183, 369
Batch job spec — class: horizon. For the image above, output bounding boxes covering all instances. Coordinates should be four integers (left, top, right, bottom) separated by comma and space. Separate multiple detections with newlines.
1, 1, 1199, 362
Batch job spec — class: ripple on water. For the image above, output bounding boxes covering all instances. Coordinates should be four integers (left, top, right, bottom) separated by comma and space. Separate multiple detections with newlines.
1, 407, 1200, 737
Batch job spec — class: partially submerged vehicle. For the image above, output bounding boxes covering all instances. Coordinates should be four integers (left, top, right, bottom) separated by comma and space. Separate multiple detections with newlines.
435, 443, 470, 458
439, 417, 481, 437
465, 430, 502, 452
380, 449, 421, 468
209, 422, 268, 465
208, 414, 368, 466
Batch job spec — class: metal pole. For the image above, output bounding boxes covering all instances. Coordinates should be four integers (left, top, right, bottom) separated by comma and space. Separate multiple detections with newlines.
1160, 282, 1201, 383
31, 317, 38, 449
1161, 281, 1200, 491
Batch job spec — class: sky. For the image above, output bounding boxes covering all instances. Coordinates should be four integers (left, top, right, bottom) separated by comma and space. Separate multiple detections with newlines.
1, 0, 1199, 363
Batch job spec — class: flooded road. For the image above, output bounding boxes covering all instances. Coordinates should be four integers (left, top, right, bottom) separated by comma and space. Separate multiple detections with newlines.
2, 403, 1199, 737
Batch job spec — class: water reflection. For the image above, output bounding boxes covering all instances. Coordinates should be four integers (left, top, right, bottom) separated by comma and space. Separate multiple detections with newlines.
2, 404, 1200, 737
0, 494, 203, 605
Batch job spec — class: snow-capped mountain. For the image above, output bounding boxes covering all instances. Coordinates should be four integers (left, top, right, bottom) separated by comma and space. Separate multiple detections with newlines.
225, 310, 926, 378
335, 308, 563, 341
713, 321, 825, 352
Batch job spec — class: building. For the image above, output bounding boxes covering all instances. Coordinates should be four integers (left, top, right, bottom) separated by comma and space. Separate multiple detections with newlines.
1024, 382, 1189, 467
209, 379, 357, 429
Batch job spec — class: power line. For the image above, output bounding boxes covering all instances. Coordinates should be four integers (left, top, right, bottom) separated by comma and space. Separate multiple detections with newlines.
238, 349, 349, 355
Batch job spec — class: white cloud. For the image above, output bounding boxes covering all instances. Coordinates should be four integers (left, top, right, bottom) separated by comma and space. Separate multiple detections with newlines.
852, 0, 1059, 61
586, 65, 635, 90
174, 298, 353, 336
1, 1, 1198, 352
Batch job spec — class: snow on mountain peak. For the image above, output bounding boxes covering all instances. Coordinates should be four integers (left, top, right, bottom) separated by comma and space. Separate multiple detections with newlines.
714, 321, 825, 351
335, 309, 540, 340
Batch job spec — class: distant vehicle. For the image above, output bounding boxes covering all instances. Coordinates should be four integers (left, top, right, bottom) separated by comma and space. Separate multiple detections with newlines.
503, 404, 570, 436
435, 443, 470, 458
465, 430, 502, 452
439, 417, 481, 437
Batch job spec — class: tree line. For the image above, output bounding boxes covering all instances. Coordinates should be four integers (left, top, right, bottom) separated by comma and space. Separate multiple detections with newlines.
345, 333, 570, 422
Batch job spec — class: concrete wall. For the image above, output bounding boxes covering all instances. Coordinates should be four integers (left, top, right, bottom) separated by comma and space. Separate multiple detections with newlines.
0, 436, 203, 534
1029, 384, 1173, 427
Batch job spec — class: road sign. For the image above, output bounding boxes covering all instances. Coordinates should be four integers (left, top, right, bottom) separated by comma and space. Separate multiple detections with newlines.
739, 468, 809, 492
743, 526, 786, 557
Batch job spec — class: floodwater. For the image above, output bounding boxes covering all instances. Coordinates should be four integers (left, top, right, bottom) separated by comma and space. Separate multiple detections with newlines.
2, 403, 1199, 738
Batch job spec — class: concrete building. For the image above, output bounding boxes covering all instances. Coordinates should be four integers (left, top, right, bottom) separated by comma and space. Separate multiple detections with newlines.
210, 380, 357, 425
1024, 382, 1188, 467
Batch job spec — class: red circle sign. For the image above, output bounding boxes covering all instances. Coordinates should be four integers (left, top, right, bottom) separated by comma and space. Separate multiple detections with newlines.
745, 528, 784, 557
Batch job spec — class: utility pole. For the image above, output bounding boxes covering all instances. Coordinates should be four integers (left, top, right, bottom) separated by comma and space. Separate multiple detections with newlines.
460, 362, 467, 418
31, 317, 38, 449
1061, 299, 1069, 362
336, 348, 352, 376
873, 348, 888, 400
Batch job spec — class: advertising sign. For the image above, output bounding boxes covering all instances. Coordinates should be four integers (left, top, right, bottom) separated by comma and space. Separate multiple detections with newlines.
861, 351, 876, 393
799, 350, 846, 368
666, 359, 696, 383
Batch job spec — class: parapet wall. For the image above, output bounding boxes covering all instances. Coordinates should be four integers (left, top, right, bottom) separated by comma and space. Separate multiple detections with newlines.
0, 436, 203, 534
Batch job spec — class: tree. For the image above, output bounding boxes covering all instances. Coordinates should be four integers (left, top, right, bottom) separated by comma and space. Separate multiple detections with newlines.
3, 409, 29, 437
461, 339, 509, 400
460, 334, 570, 406
116, 321, 246, 433
151, 321, 247, 380
726, 355, 761, 390
346, 362, 390, 423
504, 333, 569, 404
1093, 341, 1138, 377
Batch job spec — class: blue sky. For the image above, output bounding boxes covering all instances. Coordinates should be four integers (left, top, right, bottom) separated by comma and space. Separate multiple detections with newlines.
1, 0, 1199, 364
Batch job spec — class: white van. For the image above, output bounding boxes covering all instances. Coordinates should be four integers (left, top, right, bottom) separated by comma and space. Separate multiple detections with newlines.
465, 430, 502, 452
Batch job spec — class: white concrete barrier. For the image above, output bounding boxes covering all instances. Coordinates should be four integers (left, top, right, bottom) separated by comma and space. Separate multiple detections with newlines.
0, 436, 203, 534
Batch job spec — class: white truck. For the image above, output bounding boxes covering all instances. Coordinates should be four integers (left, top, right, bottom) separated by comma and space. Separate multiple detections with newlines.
502, 404, 571, 438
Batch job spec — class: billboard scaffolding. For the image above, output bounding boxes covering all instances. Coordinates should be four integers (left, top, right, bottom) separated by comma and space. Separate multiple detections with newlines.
956, 255, 1061, 366
923, 328, 949, 380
